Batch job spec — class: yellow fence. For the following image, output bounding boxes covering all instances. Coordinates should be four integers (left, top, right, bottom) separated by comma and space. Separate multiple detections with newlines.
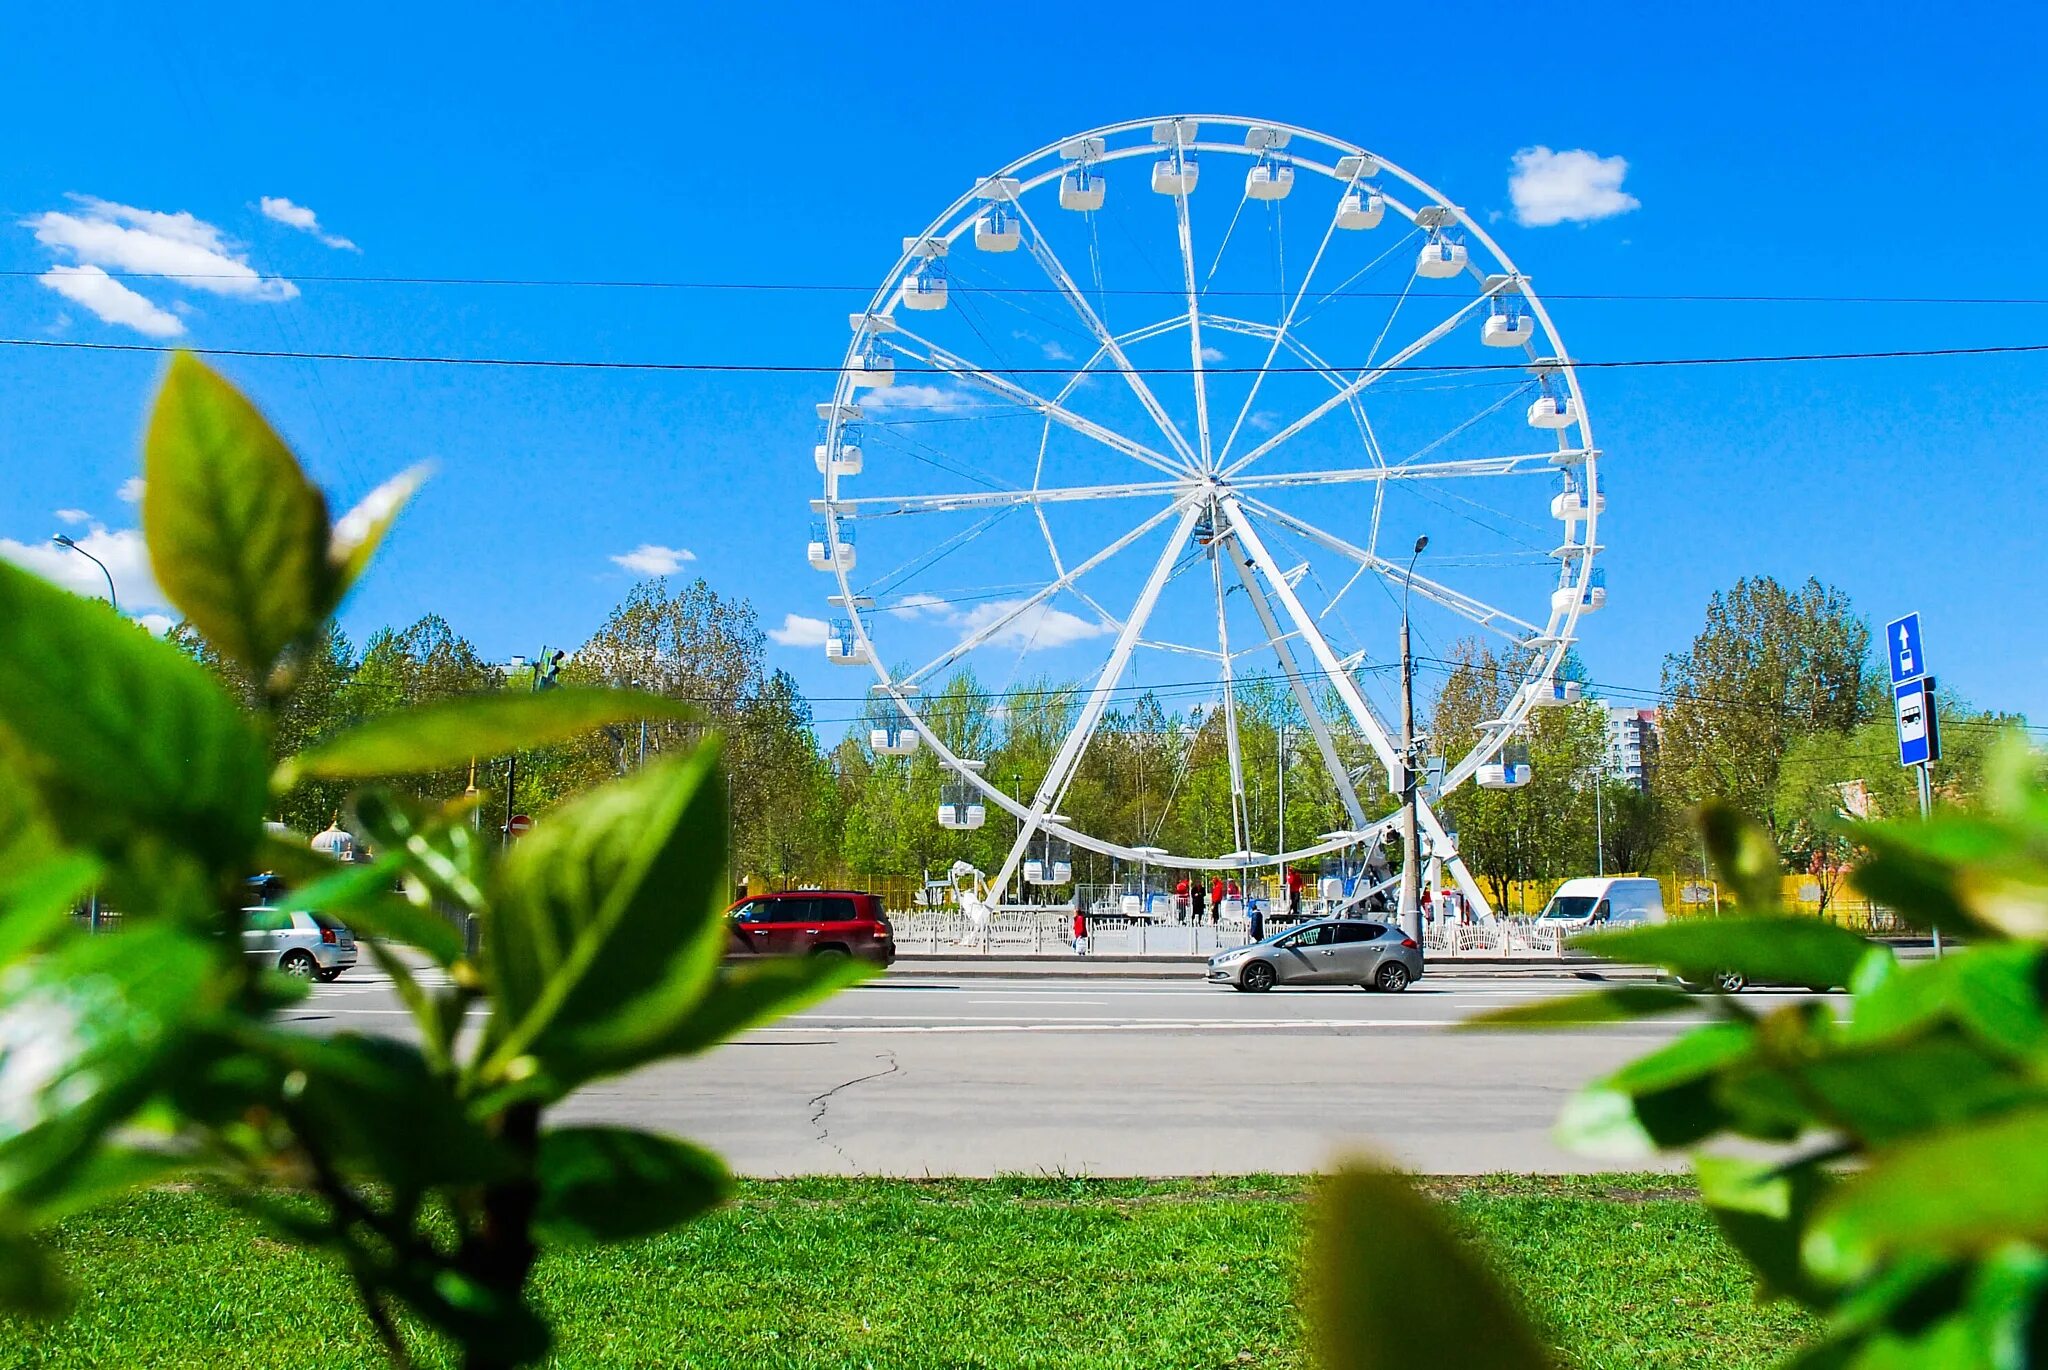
1481, 872, 1888, 926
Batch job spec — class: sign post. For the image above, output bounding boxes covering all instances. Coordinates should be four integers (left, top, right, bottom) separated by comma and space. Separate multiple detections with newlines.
1886, 613, 1942, 955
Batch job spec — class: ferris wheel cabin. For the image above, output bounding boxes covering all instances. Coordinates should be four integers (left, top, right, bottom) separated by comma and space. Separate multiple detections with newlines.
1551, 473, 1604, 522
870, 721, 920, 756
1531, 678, 1584, 708
1416, 237, 1468, 278
1552, 567, 1607, 615
807, 520, 854, 572
1336, 189, 1385, 229
1245, 159, 1294, 200
824, 616, 870, 666
1528, 392, 1581, 429
1482, 296, 1537, 347
1478, 741, 1534, 790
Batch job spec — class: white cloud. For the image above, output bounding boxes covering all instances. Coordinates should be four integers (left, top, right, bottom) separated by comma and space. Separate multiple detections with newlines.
25, 195, 296, 305
260, 195, 359, 252
54, 508, 91, 525
768, 613, 831, 647
887, 592, 951, 620
1507, 147, 1640, 227
37, 265, 185, 337
136, 613, 175, 636
118, 477, 145, 503
0, 525, 166, 610
955, 599, 1112, 650
1042, 340, 1073, 362
1200, 345, 1226, 363
610, 543, 695, 576
1248, 411, 1279, 433
861, 383, 980, 414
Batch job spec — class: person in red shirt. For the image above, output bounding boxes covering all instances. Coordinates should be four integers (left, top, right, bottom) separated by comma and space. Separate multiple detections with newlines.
1286, 866, 1305, 918
1174, 876, 1191, 923
1072, 889, 1088, 956
1210, 876, 1226, 914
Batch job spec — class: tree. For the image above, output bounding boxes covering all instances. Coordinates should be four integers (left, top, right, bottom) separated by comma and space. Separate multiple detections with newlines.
354, 615, 505, 808
1657, 576, 1873, 848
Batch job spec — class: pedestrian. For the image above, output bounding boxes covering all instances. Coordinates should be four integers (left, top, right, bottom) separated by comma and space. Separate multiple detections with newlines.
1286, 865, 1304, 918
1072, 889, 1088, 957
1249, 897, 1264, 943
1174, 876, 1190, 924
1210, 876, 1226, 918
1190, 875, 1206, 927
1226, 877, 1241, 903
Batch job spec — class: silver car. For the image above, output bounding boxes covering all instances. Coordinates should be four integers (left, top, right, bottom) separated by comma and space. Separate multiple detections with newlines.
242, 905, 358, 981
1206, 919, 1423, 993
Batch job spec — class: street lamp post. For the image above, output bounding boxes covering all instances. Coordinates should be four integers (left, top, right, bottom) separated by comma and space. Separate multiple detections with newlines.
1398, 535, 1429, 945
51, 534, 117, 614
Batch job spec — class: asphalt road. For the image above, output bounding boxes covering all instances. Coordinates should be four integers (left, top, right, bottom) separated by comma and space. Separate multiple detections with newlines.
285, 968, 1834, 1175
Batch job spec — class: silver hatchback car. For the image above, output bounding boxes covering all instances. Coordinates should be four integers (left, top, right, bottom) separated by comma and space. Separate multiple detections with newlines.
242, 905, 358, 982
1207, 919, 1423, 993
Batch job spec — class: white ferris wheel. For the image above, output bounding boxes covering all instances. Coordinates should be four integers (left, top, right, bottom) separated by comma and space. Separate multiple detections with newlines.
808, 116, 1603, 918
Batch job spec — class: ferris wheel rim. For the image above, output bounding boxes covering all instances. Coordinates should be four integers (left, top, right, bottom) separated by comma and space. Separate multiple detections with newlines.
816, 114, 1600, 875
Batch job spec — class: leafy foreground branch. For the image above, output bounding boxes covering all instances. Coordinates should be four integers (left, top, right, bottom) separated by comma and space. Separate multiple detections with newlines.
0, 355, 862, 1366
1324, 757, 2048, 1369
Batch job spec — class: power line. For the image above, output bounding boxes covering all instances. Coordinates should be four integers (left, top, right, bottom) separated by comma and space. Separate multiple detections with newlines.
8, 335, 2046, 376
7, 268, 2047, 308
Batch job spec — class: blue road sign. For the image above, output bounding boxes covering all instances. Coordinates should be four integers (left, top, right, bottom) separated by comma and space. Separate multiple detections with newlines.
1896, 677, 1936, 767
1886, 613, 1925, 685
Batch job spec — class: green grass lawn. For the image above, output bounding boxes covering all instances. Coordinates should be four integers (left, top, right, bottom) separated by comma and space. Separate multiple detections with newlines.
1, 1176, 1813, 1368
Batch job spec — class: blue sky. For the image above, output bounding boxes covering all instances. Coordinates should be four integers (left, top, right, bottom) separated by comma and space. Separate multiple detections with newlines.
3, 1, 2045, 738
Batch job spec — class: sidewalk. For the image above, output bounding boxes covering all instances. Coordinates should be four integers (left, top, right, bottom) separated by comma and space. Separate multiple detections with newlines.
888, 955, 1662, 980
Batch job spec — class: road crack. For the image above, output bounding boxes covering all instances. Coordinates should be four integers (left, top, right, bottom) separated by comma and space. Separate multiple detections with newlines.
808, 1050, 900, 1168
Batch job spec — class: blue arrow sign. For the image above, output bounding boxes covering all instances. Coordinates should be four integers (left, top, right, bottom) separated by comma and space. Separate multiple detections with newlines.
1885, 613, 1925, 685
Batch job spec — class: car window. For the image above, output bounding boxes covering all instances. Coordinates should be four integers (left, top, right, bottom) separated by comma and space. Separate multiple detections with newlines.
767, 898, 818, 924
1288, 925, 1335, 948
243, 907, 294, 933
1333, 923, 1382, 942
814, 897, 860, 922
1540, 895, 1599, 920
731, 898, 766, 922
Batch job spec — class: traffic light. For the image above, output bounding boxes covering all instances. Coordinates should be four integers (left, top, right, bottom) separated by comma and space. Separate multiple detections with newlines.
535, 649, 565, 692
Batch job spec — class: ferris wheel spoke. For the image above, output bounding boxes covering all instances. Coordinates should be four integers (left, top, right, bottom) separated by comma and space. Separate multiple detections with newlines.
1220, 533, 1369, 829
988, 503, 1206, 898
1217, 282, 1513, 480
1242, 496, 1543, 643
822, 476, 1185, 521
994, 190, 1203, 472
1231, 451, 1580, 493
897, 498, 1192, 690
1214, 180, 1353, 469
1166, 125, 1216, 472
882, 328, 1187, 480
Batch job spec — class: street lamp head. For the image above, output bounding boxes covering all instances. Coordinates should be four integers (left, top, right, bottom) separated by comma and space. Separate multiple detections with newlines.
1412, 534, 1429, 556
51, 534, 76, 548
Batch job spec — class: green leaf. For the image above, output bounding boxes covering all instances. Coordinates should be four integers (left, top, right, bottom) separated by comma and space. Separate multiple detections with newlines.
1848, 945, 2048, 1062
328, 465, 426, 601
1695, 1155, 1836, 1306
0, 1229, 69, 1317
0, 852, 101, 966
1701, 801, 1785, 910
1462, 983, 1706, 1029
144, 352, 335, 683
482, 746, 729, 1086
347, 790, 488, 919
0, 924, 218, 1214
283, 688, 697, 784
1852, 815, 2048, 943
546, 955, 870, 1086
1576, 917, 1883, 991
285, 851, 465, 965
1310, 1163, 1553, 1370
1557, 1022, 1759, 1156
1807, 1105, 2048, 1281
534, 1127, 731, 1245
240, 1031, 514, 1192
0, 560, 268, 870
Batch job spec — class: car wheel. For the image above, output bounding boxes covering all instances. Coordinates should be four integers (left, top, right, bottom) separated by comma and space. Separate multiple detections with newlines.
1374, 962, 1412, 993
1239, 961, 1276, 993
812, 945, 850, 959
1714, 969, 1748, 994
279, 951, 319, 980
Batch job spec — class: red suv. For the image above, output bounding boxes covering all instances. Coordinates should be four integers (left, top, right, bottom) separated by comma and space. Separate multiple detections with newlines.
726, 890, 896, 967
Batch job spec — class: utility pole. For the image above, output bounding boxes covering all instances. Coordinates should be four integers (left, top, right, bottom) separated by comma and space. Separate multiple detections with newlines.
1398, 534, 1428, 944
1594, 776, 1605, 876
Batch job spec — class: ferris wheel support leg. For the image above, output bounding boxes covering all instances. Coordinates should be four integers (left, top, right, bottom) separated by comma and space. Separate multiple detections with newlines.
1414, 796, 1493, 922
1221, 534, 1369, 830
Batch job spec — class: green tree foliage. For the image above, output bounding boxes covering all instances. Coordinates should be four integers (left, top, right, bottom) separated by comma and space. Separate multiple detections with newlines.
0, 357, 857, 1367
1658, 577, 1873, 846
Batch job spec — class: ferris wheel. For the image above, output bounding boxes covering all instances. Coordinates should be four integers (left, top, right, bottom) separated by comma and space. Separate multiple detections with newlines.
808, 116, 1602, 918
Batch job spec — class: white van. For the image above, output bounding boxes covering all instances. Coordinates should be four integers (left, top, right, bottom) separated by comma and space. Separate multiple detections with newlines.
1536, 876, 1666, 929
